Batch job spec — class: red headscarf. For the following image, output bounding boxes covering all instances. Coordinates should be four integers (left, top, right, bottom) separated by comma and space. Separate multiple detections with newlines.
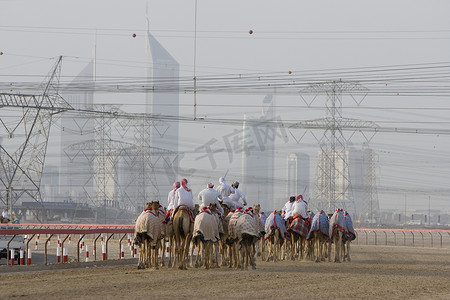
173, 181, 181, 191
207, 182, 214, 188
296, 194, 307, 204
181, 178, 191, 192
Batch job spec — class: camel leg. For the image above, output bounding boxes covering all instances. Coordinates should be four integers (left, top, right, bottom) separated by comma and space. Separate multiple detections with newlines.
176, 236, 184, 270
154, 243, 159, 270
160, 240, 165, 267
235, 242, 241, 268
183, 234, 192, 270
261, 238, 266, 261
193, 241, 199, 268
240, 242, 246, 270
220, 239, 227, 267
266, 239, 272, 262
205, 242, 211, 269
250, 241, 256, 270
334, 232, 342, 263
273, 232, 278, 263
346, 241, 351, 262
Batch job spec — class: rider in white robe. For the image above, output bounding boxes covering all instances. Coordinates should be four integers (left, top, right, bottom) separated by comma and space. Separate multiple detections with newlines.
229, 181, 247, 209
291, 194, 308, 219
198, 183, 224, 217
282, 196, 295, 221
164, 181, 180, 223
216, 177, 235, 209
175, 178, 194, 210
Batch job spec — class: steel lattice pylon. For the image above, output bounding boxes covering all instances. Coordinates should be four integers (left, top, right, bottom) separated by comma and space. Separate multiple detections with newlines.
361, 147, 380, 224
0, 57, 73, 216
290, 81, 378, 216
64, 107, 179, 214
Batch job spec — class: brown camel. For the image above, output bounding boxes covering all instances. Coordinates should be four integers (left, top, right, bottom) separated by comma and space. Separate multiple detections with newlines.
192, 204, 220, 269
329, 209, 345, 263
218, 202, 231, 266
173, 206, 193, 270
252, 204, 266, 261
134, 201, 165, 269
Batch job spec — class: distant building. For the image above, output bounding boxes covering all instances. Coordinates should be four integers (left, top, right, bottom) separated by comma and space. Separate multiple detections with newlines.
348, 146, 380, 224
242, 95, 275, 210
41, 165, 60, 202
145, 26, 179, 199
286, 153, 310, 199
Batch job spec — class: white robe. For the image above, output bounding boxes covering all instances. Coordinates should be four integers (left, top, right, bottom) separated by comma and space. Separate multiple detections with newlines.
282, 201, 294, 220
175, 187, 194, 210
229, 188, 247, 209
167, 189, 177, 211
291, 200, 308, 219
216, 178, 235, 209
198, 188, 224, 216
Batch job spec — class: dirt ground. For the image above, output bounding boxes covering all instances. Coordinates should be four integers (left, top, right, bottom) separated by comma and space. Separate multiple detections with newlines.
1, 245, 450, 300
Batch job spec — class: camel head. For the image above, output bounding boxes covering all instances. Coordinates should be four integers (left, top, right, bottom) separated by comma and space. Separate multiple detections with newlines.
150, 201, 160, 215
253, 204, 261, 214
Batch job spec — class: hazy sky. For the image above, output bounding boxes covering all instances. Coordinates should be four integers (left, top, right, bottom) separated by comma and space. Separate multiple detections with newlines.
1, 0, 450, 212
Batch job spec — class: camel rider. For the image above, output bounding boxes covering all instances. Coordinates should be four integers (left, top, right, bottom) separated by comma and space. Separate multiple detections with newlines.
291, 194, 308, 219
2, 208, 10, 222
282, 196, 296, 222
164, 181, 180, 224
198, 183, 224, 217
216, 177, 235, 210
174, 178, 195, 216
229, 181, 247, 209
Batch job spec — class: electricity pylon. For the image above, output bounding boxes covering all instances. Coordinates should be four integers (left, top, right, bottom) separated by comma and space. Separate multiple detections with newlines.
0, 57, 73, 215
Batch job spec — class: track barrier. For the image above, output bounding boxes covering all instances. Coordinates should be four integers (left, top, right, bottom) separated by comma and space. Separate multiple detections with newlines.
20, 250, 24, 265
27, 249, 32, 265
1, 224, 134, 266
10, 249, 14, 265
4, 224, 448, 267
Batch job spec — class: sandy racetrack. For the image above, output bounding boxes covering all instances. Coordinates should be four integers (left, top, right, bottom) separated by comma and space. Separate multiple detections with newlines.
1, 245, 450, 299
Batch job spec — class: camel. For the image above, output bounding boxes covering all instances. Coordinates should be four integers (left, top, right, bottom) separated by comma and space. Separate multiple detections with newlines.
192, 204, 220, 269
218, 202, 231, 266
252, 204, 267, 261
264, 211, 288, 262
342, 211, 356, 262
307, 210, 330, 262
329, 209, 345, 263
173, 206, 194, 270
134, 201, 165, 269
266, 227, 281, 262
235, 207, 262, 270
287, 215, 310, 261
226, 207, 244, 268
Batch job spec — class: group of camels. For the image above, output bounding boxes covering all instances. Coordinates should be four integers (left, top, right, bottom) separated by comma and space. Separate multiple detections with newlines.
133, 202, 356, 270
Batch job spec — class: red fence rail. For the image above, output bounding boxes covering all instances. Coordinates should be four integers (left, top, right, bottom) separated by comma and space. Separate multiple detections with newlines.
0, 224, 135, 266
3, 225, 450, 266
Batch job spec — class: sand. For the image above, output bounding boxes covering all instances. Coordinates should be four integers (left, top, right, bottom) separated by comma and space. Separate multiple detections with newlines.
1, 244, 450, 299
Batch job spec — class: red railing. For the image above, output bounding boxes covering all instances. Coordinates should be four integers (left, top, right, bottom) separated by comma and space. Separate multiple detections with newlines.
0, 224, 135, 266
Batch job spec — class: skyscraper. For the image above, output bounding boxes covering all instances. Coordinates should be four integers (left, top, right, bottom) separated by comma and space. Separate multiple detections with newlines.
286, 153, 310, 199
145, 24, 180, 200
242, 95, 275, 210
348, 146, 380, 223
